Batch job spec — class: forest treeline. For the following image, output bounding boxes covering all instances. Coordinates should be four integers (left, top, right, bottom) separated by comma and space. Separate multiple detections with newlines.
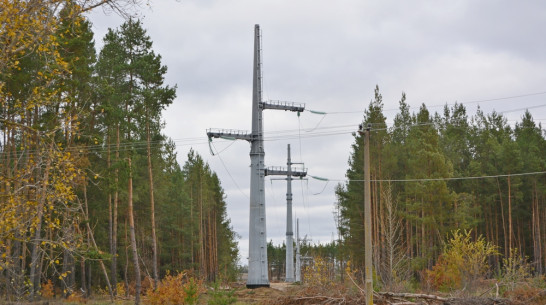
267, 86, 545, 292
266, 86, 545, 290
335, 86, 546, 289
0, 1, 238, 302
3, 0, 546, 302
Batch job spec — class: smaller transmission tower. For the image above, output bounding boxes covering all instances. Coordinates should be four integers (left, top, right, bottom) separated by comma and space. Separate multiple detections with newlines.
265, 144, 306, 282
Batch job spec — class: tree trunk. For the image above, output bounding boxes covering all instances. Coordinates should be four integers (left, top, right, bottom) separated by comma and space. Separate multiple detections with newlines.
420, 201, 425, 259
87, 262, 92, 297
62, 245, 74, 297
124, 218, 130, 298
112, 124, 120, 295
539, 202, 546, 274
533, 182, 542, 274
80, 258, 87, 297
127, 157, 141, 305
497, 178, 508, 257
199, 175, 206, 278
190, 189, 194, 267
80, 185, 114, 301
208, 210, 213, 281
107, 130, 114, 295
146, 116, 159, 288
82, 183, 89, 298
29, 146, 53, 298
508, 175, 513, 255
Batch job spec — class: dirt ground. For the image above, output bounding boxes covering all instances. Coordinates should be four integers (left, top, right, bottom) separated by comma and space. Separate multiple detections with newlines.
231, 281, 546, 305
2, 282, 544, 305
232, 282, 294, 304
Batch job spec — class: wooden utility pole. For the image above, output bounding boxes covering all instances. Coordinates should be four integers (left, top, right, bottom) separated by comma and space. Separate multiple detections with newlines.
360, 123, 373, 305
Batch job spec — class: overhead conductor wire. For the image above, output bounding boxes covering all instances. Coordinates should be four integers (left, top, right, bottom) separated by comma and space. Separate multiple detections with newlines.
210, 142, 249, 199
297, 113, 312, 235
309, 171, 546, 184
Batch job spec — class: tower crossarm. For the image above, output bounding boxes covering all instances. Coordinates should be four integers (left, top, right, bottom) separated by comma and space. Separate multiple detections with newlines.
206, 128, 254, 142
265, 166, 307, 178
261, 100, 305, 112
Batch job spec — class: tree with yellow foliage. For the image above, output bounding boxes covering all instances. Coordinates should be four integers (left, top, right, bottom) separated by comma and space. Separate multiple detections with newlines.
0, 0, 139, 300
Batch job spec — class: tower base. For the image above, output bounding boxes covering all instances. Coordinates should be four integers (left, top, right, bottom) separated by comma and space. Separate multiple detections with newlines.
246, 283, 270, 289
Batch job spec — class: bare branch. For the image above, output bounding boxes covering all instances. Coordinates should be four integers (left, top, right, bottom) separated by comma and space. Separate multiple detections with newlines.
78, 0, 144, 19
378, 291, 448, 302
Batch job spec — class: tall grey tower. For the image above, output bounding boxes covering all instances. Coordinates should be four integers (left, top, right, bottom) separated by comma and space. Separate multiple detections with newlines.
207, 25, 304, 288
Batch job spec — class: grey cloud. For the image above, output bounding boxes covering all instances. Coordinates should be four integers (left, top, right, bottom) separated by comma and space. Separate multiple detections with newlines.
90, 0, 546, 261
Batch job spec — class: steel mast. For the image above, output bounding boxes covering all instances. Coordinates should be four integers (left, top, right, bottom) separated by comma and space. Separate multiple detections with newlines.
265, 144, 307, 282
207, 25, 304, 288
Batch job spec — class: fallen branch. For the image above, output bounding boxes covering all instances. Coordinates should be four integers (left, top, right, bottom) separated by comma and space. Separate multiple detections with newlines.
378, 291, 448, 302
386, 295, 419, 304
295, 295, 347, 304
345, 269, 365, 295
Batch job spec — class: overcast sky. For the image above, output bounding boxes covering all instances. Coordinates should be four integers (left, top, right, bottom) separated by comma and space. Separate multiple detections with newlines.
88, 0, 546, 265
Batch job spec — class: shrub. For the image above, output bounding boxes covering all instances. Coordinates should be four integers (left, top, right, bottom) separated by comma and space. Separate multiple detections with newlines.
303, 256, 335, 287
116, 282, 127, 298
207, 281, 236, 305
425, 229, 498, 292
146, 271, 204, 305
500, 248, 532, 291
183, 277, 201, 305
40, 279, 55, 299
65, 292, 85, 303
424, 255, 461, 292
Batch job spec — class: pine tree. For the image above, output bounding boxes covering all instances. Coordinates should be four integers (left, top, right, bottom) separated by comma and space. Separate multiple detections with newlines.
404, 104, 454, 268
97, 26, 124, 297
136, 41, 176, 288
181, 150, 239, 281
96, 19, 166, 304
515, 111, 545, 271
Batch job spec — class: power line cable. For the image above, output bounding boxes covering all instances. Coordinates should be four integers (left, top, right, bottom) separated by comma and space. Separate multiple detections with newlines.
305, 90, 546, 115
3, 98, 546, 156
312, 180, 329, 195
3, 113, 544, 157
499, 104, 546, 115
297, 115, 311, 237
430, 91, 546, 108
210, 142, 249, 199
309, 170, 546, 184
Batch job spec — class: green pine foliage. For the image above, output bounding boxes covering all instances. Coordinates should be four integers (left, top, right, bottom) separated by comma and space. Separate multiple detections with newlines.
336, 86, 546, 289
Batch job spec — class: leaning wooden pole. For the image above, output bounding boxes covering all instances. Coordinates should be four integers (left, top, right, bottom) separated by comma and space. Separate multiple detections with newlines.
361, 123, 373, 305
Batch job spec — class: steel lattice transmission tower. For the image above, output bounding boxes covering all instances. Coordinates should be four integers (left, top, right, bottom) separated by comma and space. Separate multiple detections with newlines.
207, 25, 304, 288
